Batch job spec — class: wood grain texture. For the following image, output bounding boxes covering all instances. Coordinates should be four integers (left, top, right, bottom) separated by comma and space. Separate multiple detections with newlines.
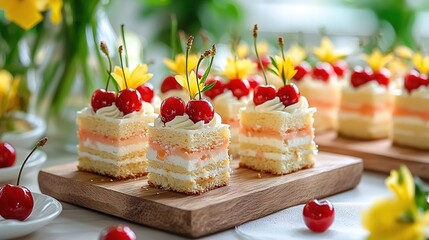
38, 152, 362, 238
316, 131, 429, 180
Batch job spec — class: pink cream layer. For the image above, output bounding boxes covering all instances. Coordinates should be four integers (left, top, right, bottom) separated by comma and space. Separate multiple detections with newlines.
78, 129, 147, 147
148, 140, 228, 161
240, 125, 313, 141
223, 118, 240, 129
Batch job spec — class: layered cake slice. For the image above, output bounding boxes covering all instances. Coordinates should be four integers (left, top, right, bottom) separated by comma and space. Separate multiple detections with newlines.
240, 35, 317, 175
338, 49, 393, 139
147, 37, 231, 194
77, 42, 156, 178
392, 54, 429, 149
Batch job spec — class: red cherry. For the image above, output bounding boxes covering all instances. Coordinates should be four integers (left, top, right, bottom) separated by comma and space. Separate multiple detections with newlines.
161, 75, 183, 93
0, 184, 33, 221
404, 70, 429, 93
293, 62, 311, 81
350, 66, 373, 88
203, 76, 225, 100
332, 61, 348, 77
247, 75, 262, 89
253, 85, 277, 106
160, 97, 186, 123
373, 68, 390, 87
115, 89, 142, 115
91, 89, 116, 112
303, 199, 335, 233
0, 142, 16, 168
312, 62, 334, 82
99, 225, 137, 240
136, 83, 155, 103
255, 56, 271, 71
186, 99, 214, 124
225, 78, 251, 99
276, 83, 300, 107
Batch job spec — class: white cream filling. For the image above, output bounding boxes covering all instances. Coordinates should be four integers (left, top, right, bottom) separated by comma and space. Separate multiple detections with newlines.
239, 149, 317, 161
393, 116, 429, 127
78, 151, 146, 166
146, 148, 229, 171
147, 166, 230, 181
81, 139, 146, 156
339, 111, 391, 122
239, 135, 313, 148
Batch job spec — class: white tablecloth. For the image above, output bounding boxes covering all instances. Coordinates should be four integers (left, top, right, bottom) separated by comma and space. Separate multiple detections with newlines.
15, 141, 391, 240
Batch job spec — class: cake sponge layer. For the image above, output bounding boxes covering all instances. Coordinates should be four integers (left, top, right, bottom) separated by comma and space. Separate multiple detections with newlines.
338, 117, 390, 140
148, 172, 229, 195
394, 94, 429, 112
392, 133, 429, 150
239, 155, 314, 175
342, 89, 392, 106
78, 157, 147, 179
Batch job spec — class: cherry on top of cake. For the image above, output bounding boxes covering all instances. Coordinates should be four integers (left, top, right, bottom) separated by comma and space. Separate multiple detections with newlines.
350, 49, 393, 89
404, 53, 429, 93
91, 25, 155, 115
253, 24, 300, 108
309, 37, 348, 82
160, 36, 218, 124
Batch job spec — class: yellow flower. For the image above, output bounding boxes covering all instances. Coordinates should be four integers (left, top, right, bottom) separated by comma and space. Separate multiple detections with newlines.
313, 37, 346, 64
223, 58, 256, 80
362, 166, 429, 240
395, 45, 413, 59
364, 49, 393, 72
163, 53, 199, 76
0, 0, 62, 30
270, 56, 297, 81
286, 44, 306, 65
0, 70, 20, 115
175, 71, 204, 99
111, 64, 153, 90
237, 43, 249, 59
412, 53, 429, 75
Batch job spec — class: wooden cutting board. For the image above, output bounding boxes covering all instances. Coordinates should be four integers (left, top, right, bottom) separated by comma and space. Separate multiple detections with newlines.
38, 152, 362, 238
316, 131, 429, 180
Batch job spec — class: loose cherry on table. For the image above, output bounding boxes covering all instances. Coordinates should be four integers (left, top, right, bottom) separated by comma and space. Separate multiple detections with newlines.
331, 61, 347, 77
115, 89, 143, 115
99, 225, 137, 240
293, 62, 311, 81
203, 76, 225, 100
0, 137, 48, 221
312, 62, 334, 82
0, 142, 16, 168
253, 85, 276, 106
161, 75, 183, 93
136, 83, 155, 103
276, 83, 300, 107
303, 199, 335, 233
225, 78, 251, 100
404, 70, 429, 93
91, 89, 116, 112
186, 99, 215, 124
160, 96, 186, 123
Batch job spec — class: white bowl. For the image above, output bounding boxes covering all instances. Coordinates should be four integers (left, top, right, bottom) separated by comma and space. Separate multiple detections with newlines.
3, 112, 46, 149
0, 192, 62, 240
0, 148, 47, 183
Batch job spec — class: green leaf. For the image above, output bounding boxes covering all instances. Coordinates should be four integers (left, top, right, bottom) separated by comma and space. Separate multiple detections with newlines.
414, 177, 429, 212
269, 56, 278, 69
201, 81, 216, 92
267, 67, 277, 75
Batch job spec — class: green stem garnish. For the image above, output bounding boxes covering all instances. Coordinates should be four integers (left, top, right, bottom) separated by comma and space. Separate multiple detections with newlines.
17, 137, 48, 186
121, 24, 129, 68
185, 36, 194, 99
253, 24, 268, 85
278, 37, 287, 85
118, 45, 128, 89
99, 41, 112, 90
195, 50, 212, 99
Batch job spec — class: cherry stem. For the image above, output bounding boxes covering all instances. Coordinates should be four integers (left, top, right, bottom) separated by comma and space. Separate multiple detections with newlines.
253, 24, 268, 85
100, 41, 112, 90
278, 37, 287, 85
185, 36, 194, 99
17, 137, 48, 186
118, 45, 129, 89
195, 54, 205, 100
121, 24, 129, 68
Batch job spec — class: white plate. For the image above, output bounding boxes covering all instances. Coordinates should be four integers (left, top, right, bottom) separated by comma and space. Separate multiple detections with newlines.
0, 192, 62, 240
3, 112, 46, 149
0, 148, 46, 183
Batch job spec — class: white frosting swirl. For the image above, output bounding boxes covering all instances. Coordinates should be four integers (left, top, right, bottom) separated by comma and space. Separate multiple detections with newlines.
91, 102, 154, 119
408, 85, 429, 98
154, 113, 222, 130
247, 96, 309, 113
344, 80, 390, 94
95, 104, 124, 118
213, 90, 251, 104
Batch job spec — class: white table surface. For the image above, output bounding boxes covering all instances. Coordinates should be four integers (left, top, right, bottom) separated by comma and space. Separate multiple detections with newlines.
13, 139, 393, 240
